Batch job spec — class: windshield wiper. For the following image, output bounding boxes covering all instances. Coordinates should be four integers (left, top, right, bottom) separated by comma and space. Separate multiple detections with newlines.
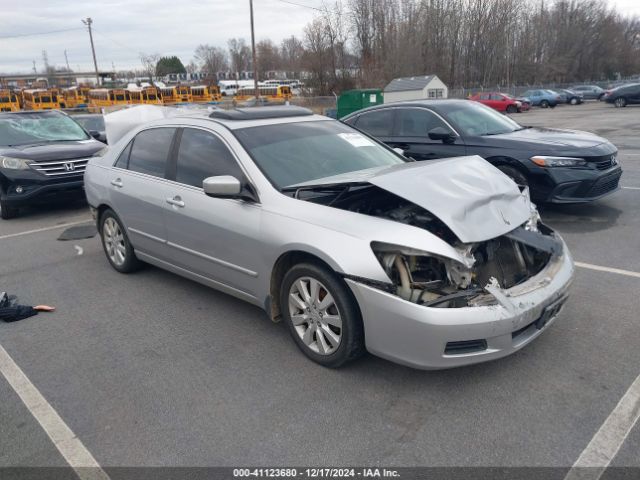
282, 182, 367, 200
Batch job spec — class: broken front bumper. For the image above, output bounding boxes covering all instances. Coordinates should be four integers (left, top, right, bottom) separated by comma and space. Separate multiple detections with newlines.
346, 240, 575, 370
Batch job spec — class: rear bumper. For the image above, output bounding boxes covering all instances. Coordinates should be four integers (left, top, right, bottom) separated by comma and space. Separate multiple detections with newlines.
346, 241, 575, 370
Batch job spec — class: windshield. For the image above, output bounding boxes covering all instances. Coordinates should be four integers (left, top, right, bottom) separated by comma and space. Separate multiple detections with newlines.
73, 116, 104, 132
445, 101, 523, 136
0, 112, 90, 146
234, 120, 405, 189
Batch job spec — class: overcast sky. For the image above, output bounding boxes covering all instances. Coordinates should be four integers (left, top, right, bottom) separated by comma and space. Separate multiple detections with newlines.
1, 0, 638, 74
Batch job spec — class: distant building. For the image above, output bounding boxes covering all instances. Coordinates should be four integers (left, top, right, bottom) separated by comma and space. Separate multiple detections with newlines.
384, 75, 448, 103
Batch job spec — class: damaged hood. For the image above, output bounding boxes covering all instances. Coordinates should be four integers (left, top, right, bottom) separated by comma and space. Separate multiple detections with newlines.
293, 156, 531, 243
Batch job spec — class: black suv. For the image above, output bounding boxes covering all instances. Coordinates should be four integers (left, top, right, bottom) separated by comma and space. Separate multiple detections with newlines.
342, 100, 622, 204
0, 110, 105, 219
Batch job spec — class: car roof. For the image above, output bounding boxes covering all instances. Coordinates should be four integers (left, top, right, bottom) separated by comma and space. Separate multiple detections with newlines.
341, 98, 473, 118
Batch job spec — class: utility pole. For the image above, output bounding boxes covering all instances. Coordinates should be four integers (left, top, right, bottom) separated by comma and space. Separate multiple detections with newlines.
249, 0, 259, 99
64, 50, 70, 71
82, 18, 100, 86
32, 60, 37, 75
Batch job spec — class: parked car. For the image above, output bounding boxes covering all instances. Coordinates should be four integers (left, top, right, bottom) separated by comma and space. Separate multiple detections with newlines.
84, 105, 574, 370
602, 83, 640, 108
559, 89, 584, 105
520, 89, 561, 108
469, 92, 522, 113
342, 100, 622, 204
0, 110, 106, 219
515, 96, 532, 111
71, 114, 107, 143
548, 89, 568, 104
570, 85, 605, 100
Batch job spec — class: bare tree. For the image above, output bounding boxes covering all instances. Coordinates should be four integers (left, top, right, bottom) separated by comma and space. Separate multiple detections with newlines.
140, 52, 161, 82
227, 38, 251, 78
194, 44, 228, 78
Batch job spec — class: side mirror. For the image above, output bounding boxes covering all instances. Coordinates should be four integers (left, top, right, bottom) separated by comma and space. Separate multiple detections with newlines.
203, 175, 259, 202
428, 127, 456, 143
203, 175, 242, 197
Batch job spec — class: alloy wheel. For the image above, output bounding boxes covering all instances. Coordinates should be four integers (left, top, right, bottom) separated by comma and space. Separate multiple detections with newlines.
288, 277, 343, 355
103, 217, 126, 267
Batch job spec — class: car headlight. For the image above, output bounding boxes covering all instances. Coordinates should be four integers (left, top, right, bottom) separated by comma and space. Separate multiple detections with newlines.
0, 156, 33, 170
530, 156, 586, 167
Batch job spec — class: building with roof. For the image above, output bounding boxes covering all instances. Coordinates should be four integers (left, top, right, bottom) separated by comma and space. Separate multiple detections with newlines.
383, 75, 448, 103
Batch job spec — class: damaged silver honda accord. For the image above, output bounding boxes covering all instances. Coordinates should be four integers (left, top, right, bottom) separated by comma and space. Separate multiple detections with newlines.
85, 105, 574, 369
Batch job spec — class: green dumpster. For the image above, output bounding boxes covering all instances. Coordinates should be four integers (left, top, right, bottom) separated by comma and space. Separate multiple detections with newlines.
337, 89, 384, 119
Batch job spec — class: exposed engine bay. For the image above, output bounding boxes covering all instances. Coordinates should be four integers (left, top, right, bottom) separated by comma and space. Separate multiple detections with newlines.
289, 183, 562, 308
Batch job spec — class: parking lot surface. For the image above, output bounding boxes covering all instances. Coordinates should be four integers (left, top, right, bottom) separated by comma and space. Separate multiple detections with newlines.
0, 102, 638, 474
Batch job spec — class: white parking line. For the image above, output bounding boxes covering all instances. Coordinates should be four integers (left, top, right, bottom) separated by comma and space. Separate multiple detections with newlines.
0, 219, 91, 241
0, 343, 110, 480
622, 186, 640, 191
575, 262, 640, 279
564, 374, 640, 480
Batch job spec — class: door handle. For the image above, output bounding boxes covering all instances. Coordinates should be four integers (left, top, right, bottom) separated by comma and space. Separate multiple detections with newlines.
110, 178, 123, 188
166, 196, 185, 208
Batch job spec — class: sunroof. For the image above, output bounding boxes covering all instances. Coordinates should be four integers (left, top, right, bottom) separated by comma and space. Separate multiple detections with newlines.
209, 106, 313, 120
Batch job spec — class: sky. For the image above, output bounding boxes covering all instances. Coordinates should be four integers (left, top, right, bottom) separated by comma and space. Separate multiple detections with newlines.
1, 0, 638, 74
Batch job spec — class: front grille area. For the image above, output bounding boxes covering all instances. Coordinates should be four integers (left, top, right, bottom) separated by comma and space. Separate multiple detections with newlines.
588, 171, 622, 197
30, 158, 88, 177
594, 158, 614, 170
445, 339, 488, 355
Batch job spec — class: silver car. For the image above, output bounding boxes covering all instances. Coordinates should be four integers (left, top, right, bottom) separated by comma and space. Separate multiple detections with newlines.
85, 106, 574, 369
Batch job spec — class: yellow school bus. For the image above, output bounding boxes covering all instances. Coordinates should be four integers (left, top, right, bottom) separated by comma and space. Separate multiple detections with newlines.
21, 89, 61, 110
60, 87, 88, 108
233, 85, 292, 102
0, 89, 20, 111
128, 86, 162, 104
88, 88, 131, 108
159, 87, 177, 104
191, 85, 221, 103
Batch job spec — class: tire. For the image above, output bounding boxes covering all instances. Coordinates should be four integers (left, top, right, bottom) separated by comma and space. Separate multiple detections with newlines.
540, 100, 549, 108
506, 105, 517, 114
615, 97, 627, 108
570, 97, 578, 105
99, 209, 141, 273
280, 262, 365, 368
0, 199, 18, 220
497, 165, 529, 188
598, 93, 605, 101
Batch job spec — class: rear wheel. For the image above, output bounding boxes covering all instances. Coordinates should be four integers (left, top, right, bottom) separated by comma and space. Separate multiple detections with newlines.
99, 209, 141, 273
506, 105, 517, 114
540, 100, 549, 108
0, 199, 18, 220
497, 165, 529, 189
570, 97, 578, 105
281, 262, 364, 368
615, 97, 627, 108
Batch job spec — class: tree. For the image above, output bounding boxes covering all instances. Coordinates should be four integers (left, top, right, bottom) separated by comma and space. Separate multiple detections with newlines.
257, 39, 281, 76
228, 38, 252, 77
139, 53, 161, 82
155, 56, 186, 77
194, 44, 228, 77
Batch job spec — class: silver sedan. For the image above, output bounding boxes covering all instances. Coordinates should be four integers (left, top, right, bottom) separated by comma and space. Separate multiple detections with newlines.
85, 106, 574, 369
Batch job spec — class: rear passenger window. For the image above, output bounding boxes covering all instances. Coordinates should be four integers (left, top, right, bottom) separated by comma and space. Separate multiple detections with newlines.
175, 128, 243, 188
114, 140, 132, 169
354, 110, 394, 137
128, 128, 175, 178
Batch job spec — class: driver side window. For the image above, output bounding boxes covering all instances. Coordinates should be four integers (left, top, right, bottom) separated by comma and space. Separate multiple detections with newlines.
174, 128, 244, 188
395, 108, 448, 137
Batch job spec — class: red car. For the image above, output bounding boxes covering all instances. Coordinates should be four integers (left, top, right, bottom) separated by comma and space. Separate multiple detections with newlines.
469, 92, 527, 113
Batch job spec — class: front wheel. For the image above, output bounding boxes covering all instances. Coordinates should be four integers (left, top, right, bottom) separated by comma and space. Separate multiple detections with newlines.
497, 165, 529, 189
506, 105, 517, 114
615, 97, 627, 108
570, 97, 578, 105
99, 209, 141, 273
540, 100, 549, 108
281, 262, 364, 368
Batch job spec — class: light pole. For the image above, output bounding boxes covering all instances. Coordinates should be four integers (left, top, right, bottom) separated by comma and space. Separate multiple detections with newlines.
249, 0, 259, 99
82, 18, 100, 86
